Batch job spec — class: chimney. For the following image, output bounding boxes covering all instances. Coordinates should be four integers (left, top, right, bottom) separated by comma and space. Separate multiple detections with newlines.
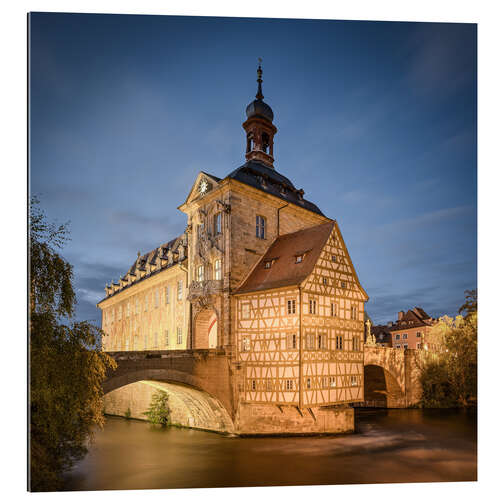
398, 311, 404, 321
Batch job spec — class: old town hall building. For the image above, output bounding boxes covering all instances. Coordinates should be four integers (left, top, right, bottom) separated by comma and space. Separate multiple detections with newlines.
98, 66, 369, 433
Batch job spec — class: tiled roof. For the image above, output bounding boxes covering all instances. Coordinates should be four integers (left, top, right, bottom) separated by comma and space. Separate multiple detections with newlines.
226, 160, 324, 216
390, 307, 434, 331
235, 221, 334, 294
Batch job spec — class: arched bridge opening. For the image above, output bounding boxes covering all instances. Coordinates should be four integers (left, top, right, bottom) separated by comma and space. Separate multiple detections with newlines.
102, 350, 235, 433
104, 378, 235, 434
363, 364, 404, 408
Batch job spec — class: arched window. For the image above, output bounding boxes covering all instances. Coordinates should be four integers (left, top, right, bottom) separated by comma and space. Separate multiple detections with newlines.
262, 132, 270, 153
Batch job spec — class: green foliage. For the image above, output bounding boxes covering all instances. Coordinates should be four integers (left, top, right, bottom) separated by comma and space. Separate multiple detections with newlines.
29, 198, 117, 491
143, 391, 171, 427
124, 407, 132, 419
419, 290, 477, 408
420, 359, 455, 408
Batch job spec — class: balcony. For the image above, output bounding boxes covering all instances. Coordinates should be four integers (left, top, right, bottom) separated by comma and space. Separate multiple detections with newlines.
187, 279, 223, 300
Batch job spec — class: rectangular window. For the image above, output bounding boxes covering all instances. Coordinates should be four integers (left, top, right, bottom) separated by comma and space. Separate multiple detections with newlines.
341, 281, 346, 289
242, 337, 251, 352
197, 265, 204, 282
287, 299, 296, 315
335, 335, 343, 350
251, 380, 257, 391
353, 336, 360, 351
309, 299, 317, 314
403, 333, 408, 339
256, 215, 266, 239
323, 277, 328, 285
241, 302, 251, 319
214, 259, 222, 280
396, 344, 401, 349
329, 376, 337, 388
351, 375, 358, 386
331, 255, 337, 263
285, 379, 294, 391
417, 343, 421, 349
306, 378, 312, 389
287, 333, 297, 350
404, 344, 408, 350
214, 213, 222, 234
395, 334, 401, 340
318, 334, 327, 350
331, 302, 337, 317
351, 305, 357, 320
306, 334, 315, 350
165, 286, 170, 305
322, 377, 329, 389
177, 281, 183, 300
416, 331, 422, 338
177, 327, 183, 344
155, 290, 159, 308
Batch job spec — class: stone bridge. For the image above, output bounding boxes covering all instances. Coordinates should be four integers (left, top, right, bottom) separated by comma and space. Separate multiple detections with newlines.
362, 346, 424, 408
103, 349, 236, 433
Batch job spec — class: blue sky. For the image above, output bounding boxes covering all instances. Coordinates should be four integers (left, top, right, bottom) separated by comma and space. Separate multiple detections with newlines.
29, 13, 476, 326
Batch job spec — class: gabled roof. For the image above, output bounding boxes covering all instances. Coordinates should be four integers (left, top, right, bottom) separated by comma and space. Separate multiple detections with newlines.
390, 307, 434, 331
226, 160, 324, 216
235, 222, 334, 294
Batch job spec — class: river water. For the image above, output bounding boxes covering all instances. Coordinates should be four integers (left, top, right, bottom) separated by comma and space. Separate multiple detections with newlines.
64, 409, 476, 491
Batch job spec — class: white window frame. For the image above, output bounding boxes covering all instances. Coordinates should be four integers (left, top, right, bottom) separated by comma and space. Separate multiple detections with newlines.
256, 215, 266, 239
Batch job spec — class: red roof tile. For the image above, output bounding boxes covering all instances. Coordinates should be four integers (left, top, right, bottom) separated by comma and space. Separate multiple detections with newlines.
235, 222, 334, 294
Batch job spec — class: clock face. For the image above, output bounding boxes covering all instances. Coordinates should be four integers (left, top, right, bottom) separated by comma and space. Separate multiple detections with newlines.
199, 179, 209, 195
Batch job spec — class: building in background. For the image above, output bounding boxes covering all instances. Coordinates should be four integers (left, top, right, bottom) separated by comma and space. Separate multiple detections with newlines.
389, 307, 439, 351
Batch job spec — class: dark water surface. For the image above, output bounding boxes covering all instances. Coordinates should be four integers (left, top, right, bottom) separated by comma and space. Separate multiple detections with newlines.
64, 409, 476, 491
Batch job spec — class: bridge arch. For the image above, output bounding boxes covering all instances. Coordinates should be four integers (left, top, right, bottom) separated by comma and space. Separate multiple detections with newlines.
363, 364, 404, 407
103, 371, 235, 434
363, 346, 408, 408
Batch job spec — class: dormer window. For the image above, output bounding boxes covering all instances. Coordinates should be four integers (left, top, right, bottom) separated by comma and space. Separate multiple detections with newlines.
295, 255, 303, 264
264, 258, 276, 269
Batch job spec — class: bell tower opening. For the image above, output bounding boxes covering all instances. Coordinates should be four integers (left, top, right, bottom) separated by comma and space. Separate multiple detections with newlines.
243, 61, 277, 168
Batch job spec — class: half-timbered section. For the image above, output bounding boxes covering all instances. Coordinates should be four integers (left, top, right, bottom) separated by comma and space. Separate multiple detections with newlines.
235, 221, 368, 409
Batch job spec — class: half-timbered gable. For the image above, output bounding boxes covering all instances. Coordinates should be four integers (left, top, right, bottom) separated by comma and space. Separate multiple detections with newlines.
235, 221, 368, 408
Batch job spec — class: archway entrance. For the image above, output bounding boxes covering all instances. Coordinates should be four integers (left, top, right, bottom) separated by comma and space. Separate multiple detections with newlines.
194, 309, 217, 349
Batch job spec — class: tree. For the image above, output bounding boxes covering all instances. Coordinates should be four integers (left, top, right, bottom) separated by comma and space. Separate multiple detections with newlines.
29, 197, 116, 491
143, 390, 171, 427
419, 290, 477, 408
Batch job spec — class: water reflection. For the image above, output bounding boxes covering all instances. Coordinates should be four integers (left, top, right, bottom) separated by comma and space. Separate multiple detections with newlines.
64, 409, 476, 491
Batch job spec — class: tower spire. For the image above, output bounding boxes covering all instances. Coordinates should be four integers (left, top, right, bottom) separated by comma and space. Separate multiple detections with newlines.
256, 58, 264, 100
